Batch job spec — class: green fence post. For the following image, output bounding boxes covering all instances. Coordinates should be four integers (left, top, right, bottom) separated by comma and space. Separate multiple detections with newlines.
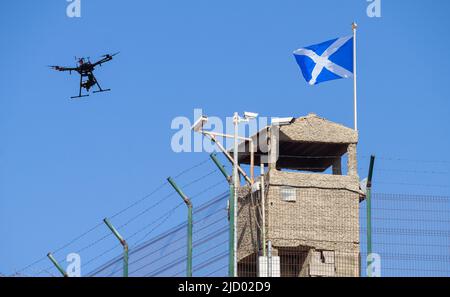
209, 153, 235, 277
167, 176, 193, 277
47, 252, 68, 277
187, 203, 193, 277
366, 155, 376, 277
103, 218, 128, 277
210, 153, 231, 182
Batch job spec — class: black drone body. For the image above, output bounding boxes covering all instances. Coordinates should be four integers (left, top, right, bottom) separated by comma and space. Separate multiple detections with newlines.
50, 52, 119, 99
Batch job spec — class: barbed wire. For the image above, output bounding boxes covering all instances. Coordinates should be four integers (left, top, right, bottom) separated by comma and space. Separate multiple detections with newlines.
130, 227, 228, 277
91, 192, 228, 277
81, 204, 184, 272
17, 158, 222, 276
130, 204, 183, 247
375, 168, 449, 175
360, 155, 450, 164
376, 181, 450, 188
126, 222, 227, 276
205, 264, 228, 277
373, 193, 450, 202
382, 267, 450, 274
15, 151, 450, 277
174, 157, 212, 178
368, 242, 450, 249
171, 239, 229, 277
62, 177, 226, 272
360, 216, 450, 224
88, 191, 228, 276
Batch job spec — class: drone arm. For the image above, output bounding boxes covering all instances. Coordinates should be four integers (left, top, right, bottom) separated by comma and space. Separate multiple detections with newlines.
50, 66, 77, 72
92, 52, 118, 67
92, 57, 112, 67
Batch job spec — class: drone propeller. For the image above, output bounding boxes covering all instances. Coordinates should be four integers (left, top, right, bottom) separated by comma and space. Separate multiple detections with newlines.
101, 52, 120, 58
48, 65, 73, 74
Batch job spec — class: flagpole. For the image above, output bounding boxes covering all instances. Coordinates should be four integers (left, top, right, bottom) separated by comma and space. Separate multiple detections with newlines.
352, 22, 358, 131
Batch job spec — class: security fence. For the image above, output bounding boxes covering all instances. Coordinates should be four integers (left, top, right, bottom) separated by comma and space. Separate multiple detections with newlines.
85, 191, 450, 277
88, 192, 229, 277
360, 193, 450, 277
237, 188, 450, 277
14, 156, 450, 277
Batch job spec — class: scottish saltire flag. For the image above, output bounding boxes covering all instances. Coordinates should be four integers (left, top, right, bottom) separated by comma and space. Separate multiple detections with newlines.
293, 35, 354, 85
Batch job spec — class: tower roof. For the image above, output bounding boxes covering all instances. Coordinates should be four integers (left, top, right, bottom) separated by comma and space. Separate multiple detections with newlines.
279, 113, 358, 144
234, 113, 358, 172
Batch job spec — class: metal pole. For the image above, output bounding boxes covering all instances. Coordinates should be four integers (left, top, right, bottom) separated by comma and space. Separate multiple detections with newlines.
250, 139, 255, 184
167, 177, 193, 277
47, 253, 68, 277
366, 155, 375, 277
228, 184, 235, 277
260, 162, 266, 256
103, 218, 128, 277
352, 22, 358, 131
206, 134, 252, 185
267, 240, 272, 277
233, 112, 239, 277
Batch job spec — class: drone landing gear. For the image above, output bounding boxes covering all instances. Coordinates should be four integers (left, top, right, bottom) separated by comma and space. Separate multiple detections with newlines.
93, 88, 111, 94
71, 74, 90, 99
71, 94, 90, 99
93, 78, 111, 94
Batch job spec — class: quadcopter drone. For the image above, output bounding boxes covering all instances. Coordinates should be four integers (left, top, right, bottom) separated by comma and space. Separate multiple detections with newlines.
49, 52, 119, 99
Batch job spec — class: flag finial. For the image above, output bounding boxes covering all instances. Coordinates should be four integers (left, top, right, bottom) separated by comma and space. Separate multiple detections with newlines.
352, 22, 358, 30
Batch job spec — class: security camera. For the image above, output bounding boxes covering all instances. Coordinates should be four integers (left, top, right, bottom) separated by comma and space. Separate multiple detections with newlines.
244, 112, 258, 120
191, 116, 208, 132
271, 117, 295, 126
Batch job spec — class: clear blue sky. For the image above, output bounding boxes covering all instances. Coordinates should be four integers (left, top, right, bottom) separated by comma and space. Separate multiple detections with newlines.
1, 0, 449, 276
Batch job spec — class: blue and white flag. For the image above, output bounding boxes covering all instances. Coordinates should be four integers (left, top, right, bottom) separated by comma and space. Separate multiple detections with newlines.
293, 35, 354, 85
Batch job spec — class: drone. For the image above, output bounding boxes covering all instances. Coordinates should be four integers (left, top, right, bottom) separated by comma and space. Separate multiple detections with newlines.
49, 52, 119, 99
